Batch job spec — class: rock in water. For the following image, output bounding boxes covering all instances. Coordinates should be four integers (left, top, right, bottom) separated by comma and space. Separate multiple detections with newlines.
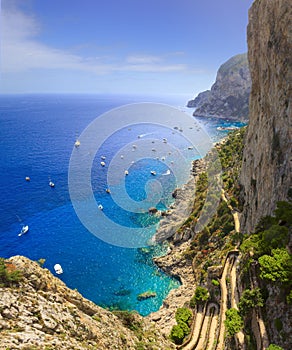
187, 53, 251, 121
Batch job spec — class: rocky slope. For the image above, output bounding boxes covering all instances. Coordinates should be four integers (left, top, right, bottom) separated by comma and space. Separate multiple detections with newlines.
187, 53, 251, 121
239, 0, 292, 233
0, 256, 175, 350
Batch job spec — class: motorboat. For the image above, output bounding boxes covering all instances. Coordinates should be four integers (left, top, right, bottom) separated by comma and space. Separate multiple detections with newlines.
100, 161, 106, 167
74, 139, 81, 147
98, 204, 103, 210
150, 171, 156, 176
49, 181, 55, 187
18, 225, 29, 237
54, 264, 63, 274
124, 170, 129, 176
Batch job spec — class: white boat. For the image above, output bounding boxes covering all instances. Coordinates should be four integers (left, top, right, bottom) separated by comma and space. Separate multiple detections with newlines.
49, 181, 55, 187
98, 204, 103, 210
54, 264, 63, 274
100, 161, 106, 167
217, 126, 239, 131
101, 156, 106, 160
150, 171, 156, 176
124, 170, 129, 175
18, 225, 29, 237
74, 139, 81, 147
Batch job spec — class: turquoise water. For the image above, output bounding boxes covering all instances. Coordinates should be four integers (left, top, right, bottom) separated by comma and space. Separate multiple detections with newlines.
0, 94, 245, 315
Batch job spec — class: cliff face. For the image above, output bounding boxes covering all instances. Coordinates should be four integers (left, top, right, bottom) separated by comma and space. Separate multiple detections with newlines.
240, 0, 292, 233
187, 53, 251, 121
0, 256, 174, 350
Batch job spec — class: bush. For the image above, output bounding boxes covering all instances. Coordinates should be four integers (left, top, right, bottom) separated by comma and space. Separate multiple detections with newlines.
211, 279, 220, 287
0, 258, 22, 287
224, 308, 243, 336
266, 345, 284, 350
170, 324, 185, 344
238, 288, 264, 316
190, 286, 209, 307
259, 248, 292, 285
175, 307, 192, 325
170, 308, 192, 344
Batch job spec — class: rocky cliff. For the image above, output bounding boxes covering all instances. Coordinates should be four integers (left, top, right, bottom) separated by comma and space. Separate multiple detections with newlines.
0, 256, 174, 350
240, 0, 292, 233
187, 53, 251, 121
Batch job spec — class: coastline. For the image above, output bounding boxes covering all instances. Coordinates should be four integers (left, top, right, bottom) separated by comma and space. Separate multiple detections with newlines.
146, 157, 207, 335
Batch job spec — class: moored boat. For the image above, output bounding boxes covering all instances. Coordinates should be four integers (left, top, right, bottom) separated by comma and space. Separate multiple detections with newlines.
18, 225, 29, 237
54, 264, 63, 274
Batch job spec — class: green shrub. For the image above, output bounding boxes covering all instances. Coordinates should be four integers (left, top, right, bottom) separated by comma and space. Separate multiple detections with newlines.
211, 279, 220, 287
238, 288, 264, 316
175, 308, 192, 325
266, 345, 284, 350
190, 286, 209, 307
170, 324, 185, 344
224, 308, 243, 336
170, 307, 192, 344
0, 258, 22, 287
259, 248, 292, 285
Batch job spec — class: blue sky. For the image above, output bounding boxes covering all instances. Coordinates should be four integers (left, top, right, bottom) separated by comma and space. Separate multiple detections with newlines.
0, 0, 254, 97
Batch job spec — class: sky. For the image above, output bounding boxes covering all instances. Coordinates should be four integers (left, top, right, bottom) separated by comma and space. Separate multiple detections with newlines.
0, 0, 254, 97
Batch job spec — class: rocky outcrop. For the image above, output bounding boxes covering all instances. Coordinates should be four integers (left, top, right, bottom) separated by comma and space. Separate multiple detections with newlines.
187, 53, 251, 121
240, 0, 292, 233
0, 256, 175, 350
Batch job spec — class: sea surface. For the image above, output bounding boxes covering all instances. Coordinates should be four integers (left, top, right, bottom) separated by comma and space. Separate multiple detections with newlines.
0, 94, 245, 315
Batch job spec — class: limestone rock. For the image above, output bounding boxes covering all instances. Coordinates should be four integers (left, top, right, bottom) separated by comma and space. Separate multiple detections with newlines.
187, 53, 251, 121
240, 0, 292, 234
0, 256, 175, 349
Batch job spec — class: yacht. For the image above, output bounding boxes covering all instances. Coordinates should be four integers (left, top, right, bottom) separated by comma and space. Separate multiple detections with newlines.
18, 225, 29, 237
54, 264, 63, 275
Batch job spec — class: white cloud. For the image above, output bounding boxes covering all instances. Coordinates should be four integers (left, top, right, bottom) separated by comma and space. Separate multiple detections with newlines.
0, 4, 189, 75
126, 55, 163, 64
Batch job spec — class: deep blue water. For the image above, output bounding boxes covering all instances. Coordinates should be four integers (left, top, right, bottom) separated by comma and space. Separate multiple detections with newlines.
0, 94, 245, 315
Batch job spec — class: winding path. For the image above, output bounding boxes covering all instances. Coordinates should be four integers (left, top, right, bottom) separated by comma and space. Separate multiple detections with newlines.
182, 303, 219, 350
221, 189, 240, 233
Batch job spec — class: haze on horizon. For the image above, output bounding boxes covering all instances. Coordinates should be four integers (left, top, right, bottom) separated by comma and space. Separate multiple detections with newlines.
0, 0, 254, 97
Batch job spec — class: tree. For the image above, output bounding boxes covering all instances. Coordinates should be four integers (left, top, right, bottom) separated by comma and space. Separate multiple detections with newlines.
175, 308, 192, 324
258, 248, 292, 285
238, 288, 264, 316
170, 324, 185, 344
224, 308, 243, 336
170, 308, 192, 344
190, 286, 209, 307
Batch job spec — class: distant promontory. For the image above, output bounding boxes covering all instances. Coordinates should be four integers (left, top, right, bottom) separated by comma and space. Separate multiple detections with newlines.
187, 53, 251, 121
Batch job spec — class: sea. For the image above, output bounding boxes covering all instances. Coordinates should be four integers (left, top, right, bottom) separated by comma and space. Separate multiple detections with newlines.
0, 94, 246, 316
